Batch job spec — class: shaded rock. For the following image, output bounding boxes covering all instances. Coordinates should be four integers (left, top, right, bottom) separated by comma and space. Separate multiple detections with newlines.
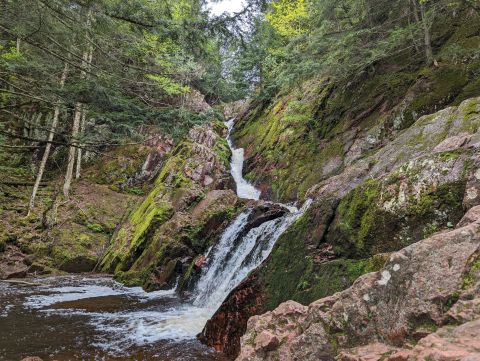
200, 274, 266, 357
0, 245, 29, 279
243, 202, 289, 235
123, 134, 174, 187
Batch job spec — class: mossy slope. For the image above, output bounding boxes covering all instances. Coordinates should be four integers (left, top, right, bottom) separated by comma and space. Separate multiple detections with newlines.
100, 123, 242, 290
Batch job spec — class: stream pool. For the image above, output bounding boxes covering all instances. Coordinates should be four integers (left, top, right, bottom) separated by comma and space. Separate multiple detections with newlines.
0, 275, 228, 361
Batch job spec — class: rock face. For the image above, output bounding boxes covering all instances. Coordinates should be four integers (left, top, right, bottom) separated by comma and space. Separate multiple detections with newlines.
99, 123, 241, 289
199, 274, 266, 356
203, 97, 480, 357
0, 244, 29, 279
237, 205, 480, 360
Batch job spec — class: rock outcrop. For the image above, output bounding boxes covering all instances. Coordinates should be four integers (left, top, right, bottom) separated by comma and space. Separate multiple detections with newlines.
0, 133, 173, 277
206, 97, 480, 357
99, 123, 242, 289
237, 205, 480, 360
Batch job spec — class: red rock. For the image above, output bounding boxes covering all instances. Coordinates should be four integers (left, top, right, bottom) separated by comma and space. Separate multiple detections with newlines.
254, 331, 279, 352
199, 274, 266, 357
195, 255, 207, 268
236, 210, 480, 361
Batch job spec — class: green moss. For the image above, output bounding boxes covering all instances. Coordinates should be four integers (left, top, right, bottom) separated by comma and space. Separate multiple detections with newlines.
334, 179, 382, 255
260, 204, 389, 309
213, 137, 231, 168
331, 179, 466, 258
437, 150, 463, 161
462, 252, 480, 290
85, 222, 104, 233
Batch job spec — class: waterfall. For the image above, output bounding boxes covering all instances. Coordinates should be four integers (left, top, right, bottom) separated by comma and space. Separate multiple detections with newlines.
72, 118, 312, 344
193, 200, 311, 310
189, 118, 312, 313
225, 118, 261, 200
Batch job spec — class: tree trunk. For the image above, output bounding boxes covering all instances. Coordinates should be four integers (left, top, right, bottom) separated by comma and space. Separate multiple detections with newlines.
63, 10, 92, 197
419, 2, 434, 66
75, 110, 86, 179
75, 48, 93, 180
63, 102, 82, 198
27, 63, 69, 215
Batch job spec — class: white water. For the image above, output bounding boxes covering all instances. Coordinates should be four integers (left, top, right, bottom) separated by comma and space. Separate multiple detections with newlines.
225, 118, 262, 200
193, 200, 312, 309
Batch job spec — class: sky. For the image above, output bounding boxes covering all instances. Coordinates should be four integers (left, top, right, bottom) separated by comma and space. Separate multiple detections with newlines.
207, 0, 247, 16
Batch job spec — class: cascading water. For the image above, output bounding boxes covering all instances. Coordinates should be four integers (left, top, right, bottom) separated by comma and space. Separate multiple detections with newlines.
0, 118, 311, 360
185, 117, 311, 322
224, 118, 261, 200
193, 201, 311, 310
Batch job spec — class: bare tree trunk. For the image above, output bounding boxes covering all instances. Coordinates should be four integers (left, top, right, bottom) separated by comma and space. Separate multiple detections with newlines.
16, 38, 20, 53
410, 0, 434, 65
63, 9, 92, 197
419, 2, 434, 66
63, 102, 82, 198
28, 63, 69, 215
75, 110, 86, 179
75, 48, 93, 180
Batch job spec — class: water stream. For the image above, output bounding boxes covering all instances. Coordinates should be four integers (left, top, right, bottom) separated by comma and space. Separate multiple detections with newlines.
0, 119, 310, 360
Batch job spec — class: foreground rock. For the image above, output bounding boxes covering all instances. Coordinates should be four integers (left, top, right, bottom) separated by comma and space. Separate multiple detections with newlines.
237, 205, 480, 360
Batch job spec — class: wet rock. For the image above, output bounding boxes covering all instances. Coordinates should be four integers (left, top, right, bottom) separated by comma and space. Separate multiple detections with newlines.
244, 202, 289, 234
200, 274, 265, 357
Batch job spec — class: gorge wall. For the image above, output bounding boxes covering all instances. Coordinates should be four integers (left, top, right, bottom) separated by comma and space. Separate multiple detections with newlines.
202, 8, 480, 357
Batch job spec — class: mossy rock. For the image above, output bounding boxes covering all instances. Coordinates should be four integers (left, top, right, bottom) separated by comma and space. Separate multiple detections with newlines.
52, 245, 97, 273
329, 178, 466, 259
258, 204, 389, 310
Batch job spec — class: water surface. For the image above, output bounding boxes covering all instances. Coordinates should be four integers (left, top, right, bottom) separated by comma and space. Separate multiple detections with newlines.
0, 275, 228, 361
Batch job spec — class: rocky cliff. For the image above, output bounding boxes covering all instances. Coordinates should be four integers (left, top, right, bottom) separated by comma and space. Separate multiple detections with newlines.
204, 95, 480, 357
99, 122, 243, 290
